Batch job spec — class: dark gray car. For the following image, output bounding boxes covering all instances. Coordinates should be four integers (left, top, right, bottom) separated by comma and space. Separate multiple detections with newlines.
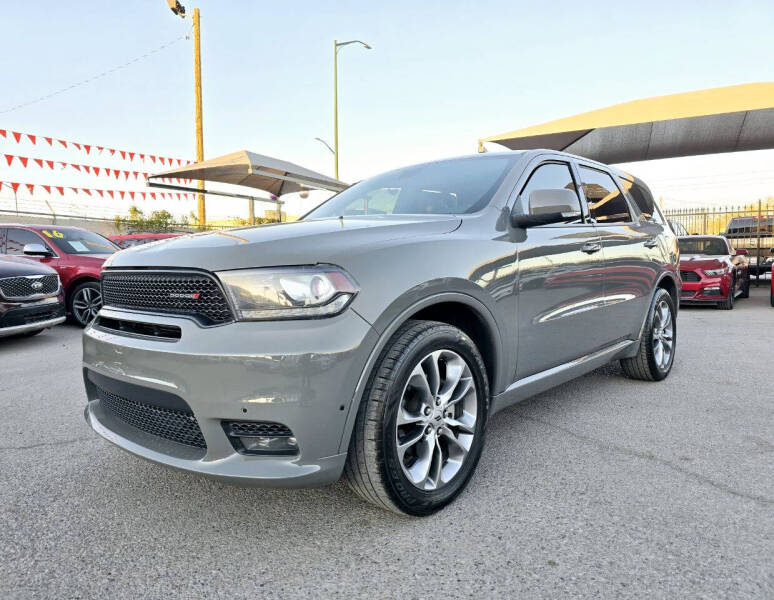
82, 150, 680, 515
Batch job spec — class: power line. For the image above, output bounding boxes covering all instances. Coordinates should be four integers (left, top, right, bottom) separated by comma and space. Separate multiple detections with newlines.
0, 33, 190, 114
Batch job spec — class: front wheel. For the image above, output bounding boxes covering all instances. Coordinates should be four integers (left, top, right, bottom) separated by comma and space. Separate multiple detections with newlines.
717, 278, 735, 310
344, 320, 489, 516
69, 281, 102, 327
620, 288, 676, 381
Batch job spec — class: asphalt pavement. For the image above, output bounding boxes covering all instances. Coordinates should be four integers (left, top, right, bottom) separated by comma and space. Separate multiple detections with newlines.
1, 287, 772, 599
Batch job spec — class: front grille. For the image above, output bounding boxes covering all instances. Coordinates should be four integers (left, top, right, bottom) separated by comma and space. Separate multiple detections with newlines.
0, 274, 59, 299
23, 309, 60, 324
680, 271, 700, 282
101, 270, 233, 325
223, 421, 293, 437
96, 384, 206, 449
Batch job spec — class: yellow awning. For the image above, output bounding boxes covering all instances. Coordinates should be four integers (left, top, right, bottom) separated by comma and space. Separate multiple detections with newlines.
480, 82, 774, 163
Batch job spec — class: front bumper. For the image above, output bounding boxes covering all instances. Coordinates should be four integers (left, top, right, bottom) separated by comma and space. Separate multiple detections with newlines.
0, 296, 65, 337
679, 272, 730, 303
82, 306, 378, 487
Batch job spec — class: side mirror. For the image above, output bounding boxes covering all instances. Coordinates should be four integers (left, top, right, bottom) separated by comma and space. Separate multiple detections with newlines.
735, 249, 748, 256
23, 243, 53, 257
511, 188, 582, 228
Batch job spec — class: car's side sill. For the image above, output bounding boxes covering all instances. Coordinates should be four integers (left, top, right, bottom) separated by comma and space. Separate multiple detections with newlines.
490, 339, 637, 415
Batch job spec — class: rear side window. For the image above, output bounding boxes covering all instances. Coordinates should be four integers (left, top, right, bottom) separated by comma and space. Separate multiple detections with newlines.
626, 178, 663, 223
579, 167, 632, 224
4, 228, 46, 255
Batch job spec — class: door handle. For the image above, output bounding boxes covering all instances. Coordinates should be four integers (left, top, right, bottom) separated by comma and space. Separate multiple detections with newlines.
644, 238, 659, 248
581, 242, 602, 254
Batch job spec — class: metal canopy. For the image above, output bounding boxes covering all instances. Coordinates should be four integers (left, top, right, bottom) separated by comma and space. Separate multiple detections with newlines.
480, 82, 774, 163
148, 150, 348, 195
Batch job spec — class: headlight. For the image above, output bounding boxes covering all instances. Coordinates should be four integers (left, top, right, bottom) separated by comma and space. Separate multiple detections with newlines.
703, 268, 726, 277
216, 265, 358, 320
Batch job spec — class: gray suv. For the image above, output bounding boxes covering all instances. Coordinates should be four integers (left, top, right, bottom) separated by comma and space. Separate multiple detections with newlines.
83, 150, 680, 515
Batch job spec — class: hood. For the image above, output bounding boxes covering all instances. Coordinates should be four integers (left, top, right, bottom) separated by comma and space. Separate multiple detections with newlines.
105, 215, 461, 271
71, 254, 112, 266
679, 255, 729, 269
0, 255, 58, 277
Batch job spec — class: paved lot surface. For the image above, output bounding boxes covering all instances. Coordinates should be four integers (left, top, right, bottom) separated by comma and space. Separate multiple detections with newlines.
1, 288, 772, 599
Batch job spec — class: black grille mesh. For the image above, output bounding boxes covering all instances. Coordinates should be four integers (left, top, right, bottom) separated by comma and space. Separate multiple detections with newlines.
0, 274, 59, 299
225, 421, 293, 437
101, 271, 232, 325
97, 385, 207, 449
680, 271, 701, 282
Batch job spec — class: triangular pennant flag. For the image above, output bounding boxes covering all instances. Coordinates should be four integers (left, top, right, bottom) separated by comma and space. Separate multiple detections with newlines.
113, 169, 120, 179
83, 165, 91, 174
106, 190, 114, 198
97, 146, 104, 153
33, 158, 43, 168
55, 186, 64, 195
128, 152, 135, 161
93, 167, 100, 176
150, 155, 156, 164
58, 139, 68, 148
129, 191, 135, 200
176, 193, 181, 200
69, 187, 78, 193
12, 131, 22, 143
132, 171, 138, 179
44, 137, 53, 146
82, 188, 92, 196
109, 148, 116, 156
119, 191, 125, 199
25, 184, 35, 194
4, 154, 13, 166
73, 143, 82, 150
95, 189, 104, 197
10, 182, 20, 193
46, 160, 54, 169
160, 157, 167, 165
43, 185, 51, 193
139, 153, 145, 161
0, 129, 6, 138
27, 134, 36, 144
139, 192, 146, 200
71, 164, 81, 172
119, 151, 126, 160
83, 144, 91, 154
150, 192, 156, 200
123, 171, 130, 180
177, 159, 182, 166
19, 156, 28, 167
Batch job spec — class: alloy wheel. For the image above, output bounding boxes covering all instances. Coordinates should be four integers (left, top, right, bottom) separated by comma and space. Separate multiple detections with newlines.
651, 299, 674, 370
395, 349, 478, 491
72, 286, 102, 325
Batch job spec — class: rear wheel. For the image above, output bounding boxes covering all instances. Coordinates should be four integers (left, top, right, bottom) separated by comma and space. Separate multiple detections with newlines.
69, 281, 102, 327
739, 273, 750, 299
344, 320, 489, 516
621, 288, 676, 381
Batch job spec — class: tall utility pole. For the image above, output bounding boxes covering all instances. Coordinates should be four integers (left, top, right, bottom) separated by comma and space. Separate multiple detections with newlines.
193, 7, 205, 227
333, 39, 371, 181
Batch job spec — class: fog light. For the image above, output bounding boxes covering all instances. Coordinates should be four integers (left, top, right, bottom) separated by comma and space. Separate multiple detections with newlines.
222, 421, 299, 456
702, 286, 722, 296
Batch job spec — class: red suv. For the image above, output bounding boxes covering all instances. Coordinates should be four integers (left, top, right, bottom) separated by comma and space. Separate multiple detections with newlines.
0, 224, 117, 326
109, 232, 182, 249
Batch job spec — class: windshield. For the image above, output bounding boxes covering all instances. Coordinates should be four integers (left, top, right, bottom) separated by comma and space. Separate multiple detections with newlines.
305, 155, 517, 219
678, 237, 728, 256
43, 228, 117, 255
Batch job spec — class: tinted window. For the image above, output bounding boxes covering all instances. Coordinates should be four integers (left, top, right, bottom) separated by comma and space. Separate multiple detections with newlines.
5, 228, 47, 255
580, 167, 632, 223
305, 155, 517, 219
516, 162, 581, 224
41, 228, 117, 254
678, 237, 729, 255
626, 178, 662, 222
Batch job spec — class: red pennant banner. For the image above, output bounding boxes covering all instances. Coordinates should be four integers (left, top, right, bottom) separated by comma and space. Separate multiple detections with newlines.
109, 148, 116, 156
95, 189, 103, 197
73, 143, 82, 150
83, 144, 91, 154
119, 191, 125, 199
83, 165, 91, 174
139, 153, 145, 161
4, 154, 13, 166
82, 189, 91, 196
71, 164, 81, 172
46, 160, 54, 169
43, 185, 51, 193
44, 137, 53, 146
27, 135, 36, 144
58, 139, 68, 148
132, 171, 138, 179
150, 192, 156, 200
97, 146, 104, 153
150, 155, 156, 164
93, 167, 100, 176
119, 151, 126, 160
25, 183, 34, 194
106, 190, 114, 199
10, 182, 20, 193
12, 131, 22, 143
33, 158, 43, 168
55, 186, 64, 195
19, 156, 28, 167
128, 152, 135, 161
129, 191, 135, 200
0, 129, 6, 138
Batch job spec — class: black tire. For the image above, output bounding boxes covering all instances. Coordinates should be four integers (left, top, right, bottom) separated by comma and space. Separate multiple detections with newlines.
770, 286, 774, 308
620, 288, 676, 381
344, 320, 489, 516
717, 278, 734, 310
68, 281, 102, 327
739, 274, 750, 299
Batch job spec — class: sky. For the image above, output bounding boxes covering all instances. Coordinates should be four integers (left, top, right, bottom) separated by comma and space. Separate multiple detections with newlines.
1, 0, 773, 220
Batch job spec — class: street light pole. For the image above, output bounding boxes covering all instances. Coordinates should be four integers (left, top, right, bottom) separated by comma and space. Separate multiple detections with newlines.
193, 7, 205, 227
333, 39, 371, 181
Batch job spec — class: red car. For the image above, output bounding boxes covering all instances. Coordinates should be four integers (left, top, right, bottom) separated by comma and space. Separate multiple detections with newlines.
0, 224, 117, 326
678, 235, 749, 310
109, 232, 182, 249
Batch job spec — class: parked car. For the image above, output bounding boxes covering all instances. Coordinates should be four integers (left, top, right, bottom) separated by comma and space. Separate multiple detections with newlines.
678, 235, 749, 309
82, 150, 680, 515
0, 255, 65, 338
109, 232, 182, 249
723, 216, 774, 275
0, 224, 117, 326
